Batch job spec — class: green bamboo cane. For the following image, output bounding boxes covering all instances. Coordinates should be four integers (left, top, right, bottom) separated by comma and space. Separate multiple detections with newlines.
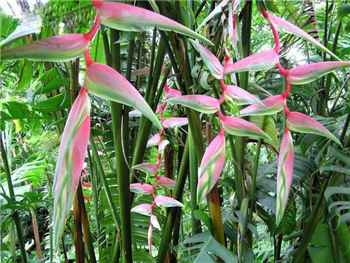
157, 138, 190, 262
108, 28, 133, 263
0, 134, 27, 263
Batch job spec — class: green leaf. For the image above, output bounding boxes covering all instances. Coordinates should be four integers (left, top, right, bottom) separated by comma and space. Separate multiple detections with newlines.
33, 93, 68, 113
18, 60, 33, 90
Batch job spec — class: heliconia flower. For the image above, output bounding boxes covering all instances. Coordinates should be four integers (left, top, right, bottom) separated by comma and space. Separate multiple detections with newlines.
1, 34, 90, 62
53, 88, 90, 246
276, 129, 294, 225
147, 224, 153, 253
154, 195, 184, 208
147, 133, 161, 148
197, 0, 230, 30
85, 62, 162, 129
93, 0, 213, 46
167, 95, 220, 114
131, 203, 153, 216
158, 140, 169, 153
286, 111, 341, 145
223, 84, 261, 105
133, 162, 159, 175
164, 84, 182, 99
224, 48, 279, 75
1, 16, 100, 61
197, 131, 226, 201
287, 61, 350, 85
156, 176, 176, 188
162, 117, 188, 129
220, 115, 271, 141
150, 215, 161, 230
130, 183, 154, 195
240, 95, 285, 116
267, 12, 340, 60
189, 40, 223, 79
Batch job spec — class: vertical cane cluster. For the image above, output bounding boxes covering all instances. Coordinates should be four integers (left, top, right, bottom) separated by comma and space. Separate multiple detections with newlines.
130, 83, 189, 253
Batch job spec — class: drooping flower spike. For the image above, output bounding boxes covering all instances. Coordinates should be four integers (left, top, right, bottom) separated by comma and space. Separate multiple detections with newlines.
131, 84, 185, 253
258, 6, 346, 225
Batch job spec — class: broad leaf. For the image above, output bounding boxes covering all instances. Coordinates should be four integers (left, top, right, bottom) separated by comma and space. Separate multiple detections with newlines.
276, 130, 294, 226
220, 115, 271, 140
167, 95, 220, 114
190, 39, 223, 79
240, 95, 285, 116
223, 84, 261, 105
93, 1, 213, 46
53, 88, 90, 246
286, 111, 341, 145
85, 62, 161, 129
130, 183, 154, 195
197, 131, 225, 201
287, 61, 350, 85
154, 195, 184, 207
224, 48, 279, 74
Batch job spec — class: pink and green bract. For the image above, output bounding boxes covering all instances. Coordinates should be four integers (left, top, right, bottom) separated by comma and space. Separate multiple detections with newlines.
53, 88, 90, 246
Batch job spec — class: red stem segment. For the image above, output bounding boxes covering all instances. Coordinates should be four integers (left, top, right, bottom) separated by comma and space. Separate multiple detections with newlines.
84, 16, 101, 41
261, 8, 291, 117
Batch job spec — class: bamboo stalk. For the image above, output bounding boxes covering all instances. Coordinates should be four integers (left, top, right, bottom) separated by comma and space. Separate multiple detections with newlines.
77, 183, 97, 263
73, 185, 84, 263
206, 123, 225, 245
131, 34, 167, 171
157, 139, 189, 263
30, 208, 43, 260
109, 28, 133, 263
236, 2, 253, 260
0, 133, 27, 263
189, 130, 202, 234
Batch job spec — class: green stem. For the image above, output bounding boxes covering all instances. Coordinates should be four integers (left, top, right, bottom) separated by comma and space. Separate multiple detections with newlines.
189, 130, 202, 234
109, 29, 133, 263
73, 184, 84, 263
131, 34, 167, 170
157, 138, 189, 263
0, 134, 27, 263
87, 148, 102, 256
236, 1, 252, 260
77, 184, 97, 263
